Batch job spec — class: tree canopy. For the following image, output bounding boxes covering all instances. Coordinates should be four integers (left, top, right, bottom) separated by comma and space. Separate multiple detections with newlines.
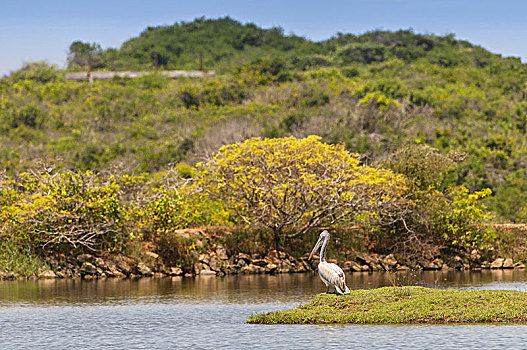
198, 136, 407, 245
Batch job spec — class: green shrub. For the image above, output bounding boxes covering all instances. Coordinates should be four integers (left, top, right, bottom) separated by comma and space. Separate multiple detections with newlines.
0, 169, 123, 253
155, 232, 206, 269
0, 239, 44, 276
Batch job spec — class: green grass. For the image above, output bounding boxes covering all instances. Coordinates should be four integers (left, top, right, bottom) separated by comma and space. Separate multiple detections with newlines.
248, 286, 527, 324
0, 240, 44, 277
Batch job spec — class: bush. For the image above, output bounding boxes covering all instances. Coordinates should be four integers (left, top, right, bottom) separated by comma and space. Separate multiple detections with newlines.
433, 186, 495, 248
337, 43, 388, 65
0, 169, 123, 253
155, 232, 206, 270
198, 136, 407, 248
122, 168, 231, 242
376, 145, 495, 254
9, 61, 64, 84
0, 239, 44, 276
379, 144, 457, 190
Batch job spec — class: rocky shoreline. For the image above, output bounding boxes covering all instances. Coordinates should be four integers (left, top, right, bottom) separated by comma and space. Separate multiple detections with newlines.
0, 243, 525, 280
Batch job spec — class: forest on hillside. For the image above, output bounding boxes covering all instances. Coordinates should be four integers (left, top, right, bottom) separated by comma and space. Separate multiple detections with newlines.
2, 17, 527, 230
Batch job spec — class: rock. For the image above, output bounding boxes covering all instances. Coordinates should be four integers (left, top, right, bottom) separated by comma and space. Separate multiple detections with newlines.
503, 258, 515, 269
267, 263, 278, 274
237, 253, 252, 264
447, 256, 465, 270
80, 262, 98, 276
251, 259, 268, 267
145, 251, 159, 259
136, 262, 153, 276
240, 265, 253, 274
300, 259, 314, 272
102, 260, 124, 277
408, 259, 423, 270
480, 261, 490, 269
419, 258, 440, 270
381, 254, 398, 270
193, 263, 203, 275
40, 270, 56, 279
514, 262, 526, 269
251, 253, 263, 260
225, 265, 240, 275
490, 258, 504, 269
199, 269, 217, 276
343, 260, 363, 272
94, 257, 107, 269
432, 258, 444, 267
198, 253, 211, 264
355, 253, 385, 271
267, 249, 279, 259
153, 272, 165, 278
216, 244, 229, 260
240, 264, 265, 274
251, 264, 265, 274
168, 267, 183, 276
55, 271, 68, 278
77, 254, 94, 264
294, 263, 307, 273
115, 255, 133, 275
371, 262, 385, 271
280, 259, 292, 273
355, 252, 378, 265
105, 269, 125, 278
470, 249, 481, 262
208, 256, 222, 272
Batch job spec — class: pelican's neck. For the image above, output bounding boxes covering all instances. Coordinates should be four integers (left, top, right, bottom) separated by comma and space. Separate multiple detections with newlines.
319, 236, 329, 263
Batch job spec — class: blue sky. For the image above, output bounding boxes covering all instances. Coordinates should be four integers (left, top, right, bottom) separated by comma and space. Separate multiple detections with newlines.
1, 0, 527, 75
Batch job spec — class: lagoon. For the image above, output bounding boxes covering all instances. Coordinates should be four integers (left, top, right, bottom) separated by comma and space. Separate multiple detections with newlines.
2, 270, 527, 349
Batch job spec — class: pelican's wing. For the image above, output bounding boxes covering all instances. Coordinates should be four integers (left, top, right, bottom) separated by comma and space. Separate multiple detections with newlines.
318, 262, 349, 294
327, 263, 350, 294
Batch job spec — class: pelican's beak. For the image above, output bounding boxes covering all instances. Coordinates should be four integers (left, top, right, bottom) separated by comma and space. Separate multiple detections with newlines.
308, 237, 323, 260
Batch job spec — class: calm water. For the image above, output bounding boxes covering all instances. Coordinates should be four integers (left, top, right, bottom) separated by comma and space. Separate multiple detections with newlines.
2, 270, 527, 349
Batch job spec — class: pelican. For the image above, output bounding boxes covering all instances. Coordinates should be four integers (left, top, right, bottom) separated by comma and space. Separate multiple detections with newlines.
309, 230, 350, 294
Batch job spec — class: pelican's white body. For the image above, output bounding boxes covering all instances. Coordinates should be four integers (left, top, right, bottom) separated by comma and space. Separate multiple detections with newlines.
317, 261, 350, 295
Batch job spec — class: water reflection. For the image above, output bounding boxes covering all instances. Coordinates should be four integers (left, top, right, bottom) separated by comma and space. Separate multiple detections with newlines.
2, 269, 527, 306
3, 270, 527, 349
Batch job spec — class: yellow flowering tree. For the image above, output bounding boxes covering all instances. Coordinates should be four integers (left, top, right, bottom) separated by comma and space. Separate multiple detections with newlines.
198, 136, 408, 248
0, 169, 122, 252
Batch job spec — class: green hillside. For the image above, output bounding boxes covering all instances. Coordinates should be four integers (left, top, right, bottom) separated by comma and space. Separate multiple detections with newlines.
2, 17, 527, 223
70, 16, 502, 72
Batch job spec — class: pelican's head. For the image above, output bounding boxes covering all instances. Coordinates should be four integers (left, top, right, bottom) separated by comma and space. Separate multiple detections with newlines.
308, 230, 330, 260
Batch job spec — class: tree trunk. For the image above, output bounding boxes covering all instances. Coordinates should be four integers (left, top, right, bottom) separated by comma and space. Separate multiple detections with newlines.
273, 229, 281, 253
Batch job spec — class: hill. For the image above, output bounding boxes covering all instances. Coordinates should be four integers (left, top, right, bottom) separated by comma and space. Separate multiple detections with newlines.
69, 17, 503, 73
2, 17, 527, 223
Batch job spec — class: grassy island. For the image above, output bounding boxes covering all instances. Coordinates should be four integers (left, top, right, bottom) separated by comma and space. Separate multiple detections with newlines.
248, 287, 527, 324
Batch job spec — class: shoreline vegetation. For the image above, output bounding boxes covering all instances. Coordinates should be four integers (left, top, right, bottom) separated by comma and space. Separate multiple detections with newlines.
0, 138, 526, 280
247, 287, 527, 324
3, 18, 527, 280
0, 227, 526, 280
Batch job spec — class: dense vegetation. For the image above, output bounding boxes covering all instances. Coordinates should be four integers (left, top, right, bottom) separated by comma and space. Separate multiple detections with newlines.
1, 17, 526, 273
0, 137, 494, 275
